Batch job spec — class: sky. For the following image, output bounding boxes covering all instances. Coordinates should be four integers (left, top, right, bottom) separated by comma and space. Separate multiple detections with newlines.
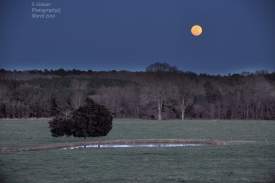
0, 0, 275, 74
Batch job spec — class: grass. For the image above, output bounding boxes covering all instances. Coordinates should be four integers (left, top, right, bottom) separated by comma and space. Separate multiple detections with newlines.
1, 119, 275, 183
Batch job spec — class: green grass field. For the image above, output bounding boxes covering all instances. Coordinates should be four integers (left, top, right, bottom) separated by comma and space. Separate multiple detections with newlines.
1, 119, 275, 183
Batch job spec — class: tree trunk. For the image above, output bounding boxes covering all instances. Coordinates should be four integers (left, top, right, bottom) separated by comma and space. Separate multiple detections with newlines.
157, 98, 162, 120
181, 98, 185, 120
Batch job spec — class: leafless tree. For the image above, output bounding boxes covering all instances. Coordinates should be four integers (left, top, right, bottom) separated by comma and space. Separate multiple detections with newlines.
70, 79, 88, 109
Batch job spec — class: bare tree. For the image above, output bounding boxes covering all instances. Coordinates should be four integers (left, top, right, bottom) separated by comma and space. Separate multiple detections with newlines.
70, 79, 88, 109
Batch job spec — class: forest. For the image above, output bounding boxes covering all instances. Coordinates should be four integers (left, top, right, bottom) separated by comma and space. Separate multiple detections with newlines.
0, 63, 275, 120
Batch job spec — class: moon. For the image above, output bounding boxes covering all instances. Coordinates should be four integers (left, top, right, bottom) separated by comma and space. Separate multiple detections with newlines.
191, 25, 203, 37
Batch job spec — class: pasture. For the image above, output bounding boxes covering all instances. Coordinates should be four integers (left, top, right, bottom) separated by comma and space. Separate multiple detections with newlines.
0, 119, 275, 183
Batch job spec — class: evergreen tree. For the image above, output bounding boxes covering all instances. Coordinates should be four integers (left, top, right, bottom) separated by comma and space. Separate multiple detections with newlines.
49, 98, 113, 138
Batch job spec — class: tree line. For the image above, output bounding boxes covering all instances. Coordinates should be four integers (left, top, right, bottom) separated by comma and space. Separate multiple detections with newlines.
0, 63, 275, 120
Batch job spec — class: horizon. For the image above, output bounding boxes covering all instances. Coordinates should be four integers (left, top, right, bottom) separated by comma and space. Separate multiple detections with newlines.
1, 65, 274, 76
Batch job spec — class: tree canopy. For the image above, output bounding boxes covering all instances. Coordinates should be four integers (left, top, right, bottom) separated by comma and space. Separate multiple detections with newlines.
49, 98, 113, 137
145, 62, 178, 73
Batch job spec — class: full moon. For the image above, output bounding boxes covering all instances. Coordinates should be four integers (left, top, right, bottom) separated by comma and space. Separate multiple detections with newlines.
191, 25, 203, 37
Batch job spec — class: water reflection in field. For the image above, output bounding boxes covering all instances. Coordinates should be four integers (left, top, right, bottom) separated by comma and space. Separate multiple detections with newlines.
64, 143, 203, 150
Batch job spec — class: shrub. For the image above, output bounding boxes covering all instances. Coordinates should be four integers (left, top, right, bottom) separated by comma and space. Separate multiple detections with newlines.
49, 98, 112, 138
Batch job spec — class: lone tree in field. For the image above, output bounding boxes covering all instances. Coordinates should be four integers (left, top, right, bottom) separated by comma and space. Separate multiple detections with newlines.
49, 98, 113, 137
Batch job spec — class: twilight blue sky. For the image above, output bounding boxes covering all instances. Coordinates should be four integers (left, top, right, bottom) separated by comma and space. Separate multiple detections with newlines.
0, 0, 275, 74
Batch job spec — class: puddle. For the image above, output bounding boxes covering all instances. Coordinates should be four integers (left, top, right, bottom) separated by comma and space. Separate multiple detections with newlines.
63, 143, 203, 150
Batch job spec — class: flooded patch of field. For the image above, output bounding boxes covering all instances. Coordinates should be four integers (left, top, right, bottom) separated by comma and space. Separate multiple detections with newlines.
64, 143, 204, 150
